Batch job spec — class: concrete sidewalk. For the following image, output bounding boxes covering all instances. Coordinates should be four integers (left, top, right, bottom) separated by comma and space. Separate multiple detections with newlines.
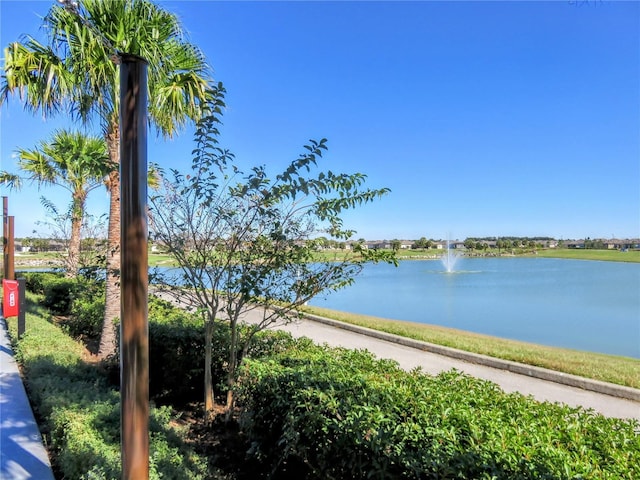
240, 308, 640, 421
0, 316, 55, 480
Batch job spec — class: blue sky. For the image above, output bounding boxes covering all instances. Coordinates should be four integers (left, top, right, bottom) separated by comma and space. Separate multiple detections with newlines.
1, 0, 638, 241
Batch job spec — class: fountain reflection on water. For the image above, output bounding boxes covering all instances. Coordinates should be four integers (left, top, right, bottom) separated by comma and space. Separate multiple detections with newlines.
441, 239, 459, 273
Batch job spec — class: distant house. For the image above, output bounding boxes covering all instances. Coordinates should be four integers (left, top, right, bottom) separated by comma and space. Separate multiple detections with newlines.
366, 241, 391, 250
604, 239, 640, 250
434, 240, 464, 250
628, 240, 640, 249
604, 239, 620, 250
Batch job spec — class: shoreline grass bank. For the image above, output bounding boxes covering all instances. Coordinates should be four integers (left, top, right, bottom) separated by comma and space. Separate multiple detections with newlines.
300, 304, 640, 390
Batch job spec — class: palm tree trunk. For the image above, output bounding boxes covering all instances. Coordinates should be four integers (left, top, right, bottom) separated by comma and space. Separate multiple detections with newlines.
98, 129, 121, 359
65, 194, 85, 277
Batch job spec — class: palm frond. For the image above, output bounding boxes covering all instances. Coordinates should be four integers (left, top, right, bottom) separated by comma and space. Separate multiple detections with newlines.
1, 39, 72, 115
2, 0, 214, 143
0, 172, 22, 191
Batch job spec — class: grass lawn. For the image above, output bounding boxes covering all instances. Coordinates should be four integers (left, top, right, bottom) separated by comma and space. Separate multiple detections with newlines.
531, 248, 640, 263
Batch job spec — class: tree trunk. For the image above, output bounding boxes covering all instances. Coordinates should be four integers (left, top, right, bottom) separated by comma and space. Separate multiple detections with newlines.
204, 319, 214, 419
65, 193, 85, 277
224, 319, 240, 422
98, 128, 121, 359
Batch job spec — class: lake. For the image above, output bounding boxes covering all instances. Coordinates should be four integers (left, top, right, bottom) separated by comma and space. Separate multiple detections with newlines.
307, 257, 640, 359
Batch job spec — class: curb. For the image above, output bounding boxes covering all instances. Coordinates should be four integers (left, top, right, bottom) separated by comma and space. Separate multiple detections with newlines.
302, 313, 640, 403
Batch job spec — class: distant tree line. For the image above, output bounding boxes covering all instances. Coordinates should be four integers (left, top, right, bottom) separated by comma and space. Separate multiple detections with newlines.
463, 237, 543, 251
466, 236, 555, 242
16, 236, 107, 253
285, 235, 637, 252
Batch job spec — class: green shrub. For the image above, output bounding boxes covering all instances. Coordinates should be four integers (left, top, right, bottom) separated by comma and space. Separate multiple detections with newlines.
237, 344, 640, 480
41, 277, 77, 315
247, 328, 302, 358
147, 296, 295, 405
26, 272, 106, 341
67, 288, 105, 340
21, 271, 63, 296
148, 316, 206, 404
147, 296, 208, 404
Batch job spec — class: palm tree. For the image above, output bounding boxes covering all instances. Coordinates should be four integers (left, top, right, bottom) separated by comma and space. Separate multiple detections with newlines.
1, 0, 213, 358
12, 129, 111, 276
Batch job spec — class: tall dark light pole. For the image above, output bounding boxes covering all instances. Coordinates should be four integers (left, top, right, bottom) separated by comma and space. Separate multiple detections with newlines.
119, 53, 149, 480
3, 196, 8, 279
45, 3, 150, 476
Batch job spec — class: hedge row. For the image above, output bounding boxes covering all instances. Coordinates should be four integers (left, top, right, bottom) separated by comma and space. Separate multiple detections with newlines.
236, 343, 640, 479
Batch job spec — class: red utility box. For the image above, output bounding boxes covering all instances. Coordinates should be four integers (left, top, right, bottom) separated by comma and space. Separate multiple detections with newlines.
3, 279, 19, 318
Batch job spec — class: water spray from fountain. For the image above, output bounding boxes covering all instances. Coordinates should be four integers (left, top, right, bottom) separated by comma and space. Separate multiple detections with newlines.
441, 238, 459, 273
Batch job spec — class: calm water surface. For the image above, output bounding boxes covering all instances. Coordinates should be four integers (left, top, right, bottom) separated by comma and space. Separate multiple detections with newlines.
308, 257, 640, 358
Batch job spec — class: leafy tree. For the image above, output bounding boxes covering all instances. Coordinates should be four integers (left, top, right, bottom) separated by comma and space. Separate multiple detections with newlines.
1, 0, 213, 358
149, 95, 396, 419
29, 237, 51, 253
390, 239, 401, 251
2, 130, 110, 276
315, 236, 329, 249
414, 237, 434, 249
18, 237, 33, 251
34, 199, 108, 271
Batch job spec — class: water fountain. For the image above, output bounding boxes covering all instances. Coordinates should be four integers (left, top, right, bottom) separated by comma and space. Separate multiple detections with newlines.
441, 239, 459, 273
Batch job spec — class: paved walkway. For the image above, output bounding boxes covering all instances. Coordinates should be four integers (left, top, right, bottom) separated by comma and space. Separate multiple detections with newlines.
0, 316, 55, 480
239, 308, 640, 421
